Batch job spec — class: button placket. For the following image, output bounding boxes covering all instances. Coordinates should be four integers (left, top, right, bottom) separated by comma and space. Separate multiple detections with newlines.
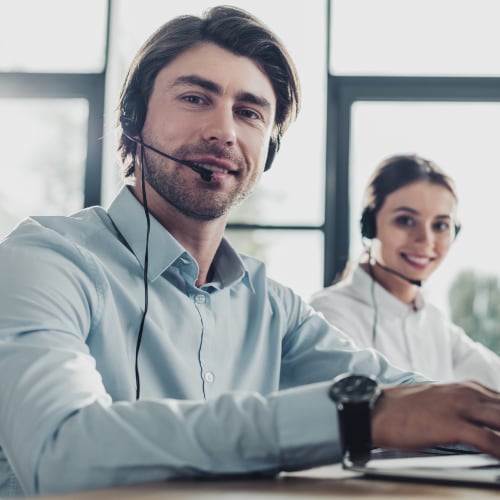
194, 294, 206, 304
192, 291, 214, 397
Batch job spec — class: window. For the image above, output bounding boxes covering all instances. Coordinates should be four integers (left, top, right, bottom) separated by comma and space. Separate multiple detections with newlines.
0, 98, 87, 236
330, 0, 500, 76
3, 0, 500, 342
349, 101, 500, 313
0, 0, 107, 72
328, 0, 500, 352
0, 0, 108, 238
0, 0, 327, 301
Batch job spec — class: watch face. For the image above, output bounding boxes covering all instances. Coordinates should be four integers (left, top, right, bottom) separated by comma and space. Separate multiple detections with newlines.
329, 374, 379, 404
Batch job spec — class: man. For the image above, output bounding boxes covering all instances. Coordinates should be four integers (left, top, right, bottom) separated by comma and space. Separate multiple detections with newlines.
0, 6, 499, 497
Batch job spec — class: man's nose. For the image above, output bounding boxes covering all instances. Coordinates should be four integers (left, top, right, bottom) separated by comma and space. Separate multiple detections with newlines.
202, 106, 237, 146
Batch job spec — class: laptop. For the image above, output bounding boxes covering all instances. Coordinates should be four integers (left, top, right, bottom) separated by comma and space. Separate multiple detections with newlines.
344, 447, 500, 487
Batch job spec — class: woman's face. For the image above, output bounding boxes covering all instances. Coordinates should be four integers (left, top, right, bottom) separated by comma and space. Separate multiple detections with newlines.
371, 180, 458, 286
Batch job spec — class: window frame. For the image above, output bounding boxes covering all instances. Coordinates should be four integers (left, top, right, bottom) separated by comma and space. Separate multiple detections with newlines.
325, 73, 500, 286
0, 72, 106, 207
5, 0, 500, 296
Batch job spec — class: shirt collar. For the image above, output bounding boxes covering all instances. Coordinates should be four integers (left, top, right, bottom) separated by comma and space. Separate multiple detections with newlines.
211, 238, 253, 290
107, 186, 252, 290
352, 263, 425, 315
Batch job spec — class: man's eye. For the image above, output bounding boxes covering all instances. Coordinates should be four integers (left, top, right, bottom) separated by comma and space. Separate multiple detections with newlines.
183, 95, 204, 105
237, 109, 261, 120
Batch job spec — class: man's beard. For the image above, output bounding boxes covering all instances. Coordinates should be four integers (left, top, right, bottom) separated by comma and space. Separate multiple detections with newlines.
141, 143, 256, 220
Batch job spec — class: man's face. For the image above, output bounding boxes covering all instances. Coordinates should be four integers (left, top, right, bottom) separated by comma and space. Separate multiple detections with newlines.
139, 42, 276, 220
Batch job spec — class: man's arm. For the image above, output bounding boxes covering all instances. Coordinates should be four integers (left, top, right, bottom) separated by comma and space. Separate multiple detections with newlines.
2, 224, 500, 496
0, 225, 342, 495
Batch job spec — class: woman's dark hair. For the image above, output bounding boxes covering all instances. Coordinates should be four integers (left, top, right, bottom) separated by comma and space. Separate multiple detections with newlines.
117, 5, 301, 178
362, 154, 458, 218
335, 153, 458, 284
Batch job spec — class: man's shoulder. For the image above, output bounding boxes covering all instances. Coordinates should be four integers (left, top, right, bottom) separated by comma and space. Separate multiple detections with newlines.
34, 205, 109, 232
1, 206, 114, 256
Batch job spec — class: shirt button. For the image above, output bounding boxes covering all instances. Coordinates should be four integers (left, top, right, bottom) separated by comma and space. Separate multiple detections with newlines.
194, 294, 206, 304
204, 371, 215, 383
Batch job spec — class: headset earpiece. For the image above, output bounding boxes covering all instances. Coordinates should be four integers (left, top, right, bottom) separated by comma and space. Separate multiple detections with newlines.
120, 89, 145, 138
360, 207, 376, 239
264, 135, 280, 171
120, 113, 139, 138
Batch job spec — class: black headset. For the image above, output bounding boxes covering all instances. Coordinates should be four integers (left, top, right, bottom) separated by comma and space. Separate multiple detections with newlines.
360, 206, 461, 240
119, 90, 280, 172
359, 208, 378, 240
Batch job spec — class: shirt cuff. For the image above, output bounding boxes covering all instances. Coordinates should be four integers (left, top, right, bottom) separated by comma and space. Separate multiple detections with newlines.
270, 380, 342, 470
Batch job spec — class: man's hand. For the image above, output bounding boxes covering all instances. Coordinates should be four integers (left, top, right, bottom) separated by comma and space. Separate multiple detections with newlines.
372, 381, 500, 458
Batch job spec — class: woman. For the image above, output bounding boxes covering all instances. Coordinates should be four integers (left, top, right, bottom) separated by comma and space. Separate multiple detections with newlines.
310, 153, 500, 388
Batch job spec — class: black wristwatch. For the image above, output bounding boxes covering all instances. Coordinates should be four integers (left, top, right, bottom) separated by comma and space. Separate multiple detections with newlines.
329, 373, 381, 465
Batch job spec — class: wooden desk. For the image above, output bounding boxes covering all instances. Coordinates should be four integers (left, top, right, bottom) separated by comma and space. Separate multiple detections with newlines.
34, 464, 499, 499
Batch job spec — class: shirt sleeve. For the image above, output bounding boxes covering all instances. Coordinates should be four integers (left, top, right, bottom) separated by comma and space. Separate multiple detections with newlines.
310, 287, 374, 349
449, 322, 500, 390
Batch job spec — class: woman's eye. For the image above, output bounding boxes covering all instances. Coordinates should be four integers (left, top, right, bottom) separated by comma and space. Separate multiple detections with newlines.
434, 221, 450, 232
394, 215, 414, 227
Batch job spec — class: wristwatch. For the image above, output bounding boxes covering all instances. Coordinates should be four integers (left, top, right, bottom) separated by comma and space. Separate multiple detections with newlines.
328, 373, 381, 465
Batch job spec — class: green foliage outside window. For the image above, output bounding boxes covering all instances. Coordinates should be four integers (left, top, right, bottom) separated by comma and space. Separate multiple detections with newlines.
449, 269, 500, 355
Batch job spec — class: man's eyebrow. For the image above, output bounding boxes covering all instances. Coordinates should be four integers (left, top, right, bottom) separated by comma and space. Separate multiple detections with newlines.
172, 75, 221, 94
171, 75, 272, 111
236, 92, 272, 111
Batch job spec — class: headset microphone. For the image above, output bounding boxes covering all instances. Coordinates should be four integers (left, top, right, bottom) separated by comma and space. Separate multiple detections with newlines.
124, 132, 214, 182
373, 260, 422, 287
124, 130, 212, 399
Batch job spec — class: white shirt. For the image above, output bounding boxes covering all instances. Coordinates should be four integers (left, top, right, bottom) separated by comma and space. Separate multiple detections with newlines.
310, 264, 500, 389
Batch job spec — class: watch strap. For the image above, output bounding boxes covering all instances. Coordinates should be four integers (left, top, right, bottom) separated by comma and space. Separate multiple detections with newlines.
337, 400, 372, 464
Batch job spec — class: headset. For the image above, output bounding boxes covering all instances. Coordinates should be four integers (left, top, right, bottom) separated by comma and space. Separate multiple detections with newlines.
119, 89, 281, 172
361, 205, 461, 347
360, 206, 461, 241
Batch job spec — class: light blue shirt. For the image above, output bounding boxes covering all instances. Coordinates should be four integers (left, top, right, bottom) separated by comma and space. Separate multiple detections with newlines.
0, 186, 426, 496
